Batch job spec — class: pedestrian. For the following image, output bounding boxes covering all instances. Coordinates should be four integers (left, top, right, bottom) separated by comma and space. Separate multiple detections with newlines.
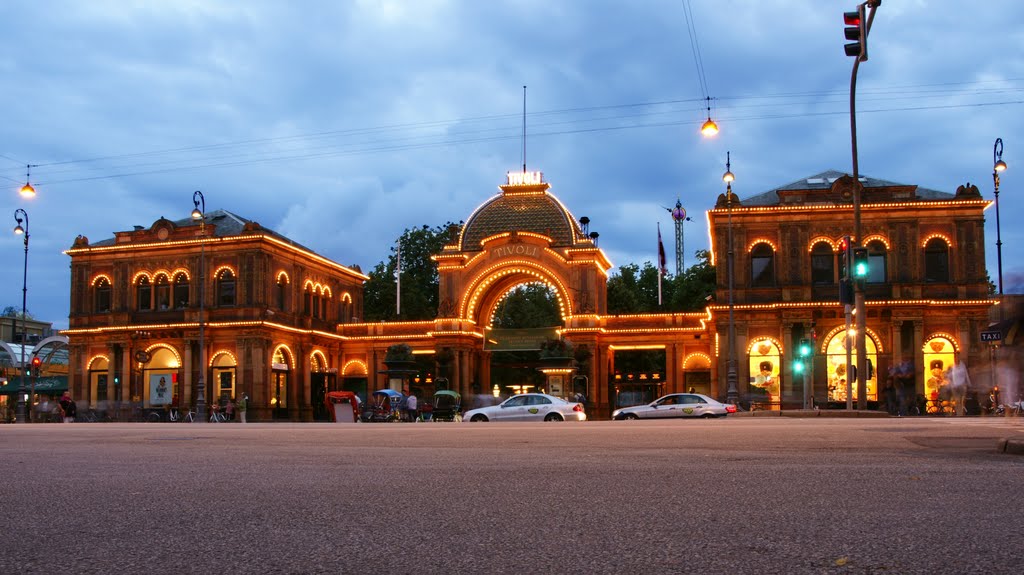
59, 391, 77, 423
238, 394, 248, 423
883, 378, 898, 415
947, 360, 971, 416
896, 357, 915, 416
226, 397, 236, 421
406, 390, 418, 422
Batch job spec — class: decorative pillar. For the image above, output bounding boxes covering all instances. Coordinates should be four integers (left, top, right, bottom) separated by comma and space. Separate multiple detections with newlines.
182, 339, 194, 407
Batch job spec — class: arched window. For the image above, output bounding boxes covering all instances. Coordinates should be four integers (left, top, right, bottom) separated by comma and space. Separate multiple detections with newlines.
750, 243, 776, 288
173, 273, 190, 309
319, 291, 328, 320
924, 238, 950, 283
217, 269, 236, 306
304, 285, 313, 316
276, 275, 288, 311
136, 276, 152, 311
810, 243, 835, 284
95, 278, 112, 313
155, 275, 171, 310
866, 240, 887, 284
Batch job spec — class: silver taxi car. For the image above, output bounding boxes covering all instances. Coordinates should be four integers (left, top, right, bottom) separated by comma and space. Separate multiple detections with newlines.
463, 393, 586, 422
612, 393, 736, 420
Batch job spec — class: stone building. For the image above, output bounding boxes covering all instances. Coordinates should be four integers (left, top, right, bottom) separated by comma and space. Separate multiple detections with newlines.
62, 168, 997, 419
708, 170, 993, 410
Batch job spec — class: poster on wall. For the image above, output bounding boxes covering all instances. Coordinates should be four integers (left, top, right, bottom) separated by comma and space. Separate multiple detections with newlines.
150, 374, 172, 405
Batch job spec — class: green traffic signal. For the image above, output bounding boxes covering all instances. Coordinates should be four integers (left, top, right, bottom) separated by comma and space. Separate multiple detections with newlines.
798, 338, 812, 358
793, 359, 806, 374
852, 247, 869, 279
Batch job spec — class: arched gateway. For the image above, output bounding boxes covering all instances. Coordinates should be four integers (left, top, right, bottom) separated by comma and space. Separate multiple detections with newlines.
426, 171, 611, 402
336, 170, 715, 418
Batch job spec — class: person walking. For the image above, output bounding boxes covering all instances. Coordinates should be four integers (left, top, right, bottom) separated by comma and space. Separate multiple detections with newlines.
405, 390, 418, 422
947, 360, 971, 416
58, 391, 77, 423
237, 394, 248, 423
226, 397, 236, 421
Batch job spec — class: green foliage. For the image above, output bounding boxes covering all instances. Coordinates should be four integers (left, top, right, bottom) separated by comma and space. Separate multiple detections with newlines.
2, 306, 32, 319
606, 250, 716, 314
490, 283, 561, 328
384, 343, 415, 363
538, 337, 574, 359
363, 223, 460, 321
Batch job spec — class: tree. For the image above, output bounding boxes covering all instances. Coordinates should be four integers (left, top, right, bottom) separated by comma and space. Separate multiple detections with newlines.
490, 283, 560, 328
2, 306, 32, 319
606, 262, 663, 314
667, 250, 716, 312
363, 222, 460, 321
606, 250, 716, 314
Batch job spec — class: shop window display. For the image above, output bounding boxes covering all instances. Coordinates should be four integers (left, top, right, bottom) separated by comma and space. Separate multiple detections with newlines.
824, 331, 878, 402
747, 340, 781, 406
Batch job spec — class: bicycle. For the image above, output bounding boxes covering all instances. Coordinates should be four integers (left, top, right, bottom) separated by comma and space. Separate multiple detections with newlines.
173, 408, 196, 423
210, 410, 227, 423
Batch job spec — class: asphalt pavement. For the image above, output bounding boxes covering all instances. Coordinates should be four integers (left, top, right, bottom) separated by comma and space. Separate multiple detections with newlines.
2, 417, 1022, 574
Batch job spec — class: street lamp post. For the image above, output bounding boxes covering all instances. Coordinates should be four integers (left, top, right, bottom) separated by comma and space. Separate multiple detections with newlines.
993, 138, 1007, 302
13, 209, 30, 423
722, 153, 739, 406
191, 191, 207, 421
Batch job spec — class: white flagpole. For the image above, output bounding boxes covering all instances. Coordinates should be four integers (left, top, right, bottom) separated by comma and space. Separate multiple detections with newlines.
657, 223, 663, 306
396, 240, 401, 316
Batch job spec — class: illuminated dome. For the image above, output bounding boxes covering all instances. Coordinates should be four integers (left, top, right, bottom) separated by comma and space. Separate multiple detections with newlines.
459, 174, 585, 252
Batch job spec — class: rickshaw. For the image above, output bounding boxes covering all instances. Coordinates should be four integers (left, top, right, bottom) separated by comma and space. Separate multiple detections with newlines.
431, 390, 462, 422
324, 390, 361, 423
362, 389, 403, 422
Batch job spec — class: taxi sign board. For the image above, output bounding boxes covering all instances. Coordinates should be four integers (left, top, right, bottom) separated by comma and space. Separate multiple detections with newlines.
980, 330, 1002, 342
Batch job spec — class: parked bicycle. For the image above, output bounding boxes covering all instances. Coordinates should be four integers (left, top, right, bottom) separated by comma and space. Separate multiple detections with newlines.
209, 405, 227, 423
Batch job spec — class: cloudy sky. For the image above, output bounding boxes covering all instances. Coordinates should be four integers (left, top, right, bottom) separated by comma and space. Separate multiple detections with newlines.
2, 0, 1022, 329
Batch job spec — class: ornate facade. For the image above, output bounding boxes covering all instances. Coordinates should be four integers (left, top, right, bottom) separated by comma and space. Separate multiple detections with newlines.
63, 169, 996, 420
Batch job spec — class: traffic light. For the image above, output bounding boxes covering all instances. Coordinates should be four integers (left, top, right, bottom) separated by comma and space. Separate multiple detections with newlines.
793, 357, 806, 374
798, 338, 812, 359
852, 247, 869, 279
840, 279, 854, 305
31, 356, 41, 376
838, 235, 851, 279
114, 375, 120, 386
844, 5, 867, 61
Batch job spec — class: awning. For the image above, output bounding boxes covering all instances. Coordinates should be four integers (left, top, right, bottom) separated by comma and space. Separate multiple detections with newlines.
0, 376, 68, 396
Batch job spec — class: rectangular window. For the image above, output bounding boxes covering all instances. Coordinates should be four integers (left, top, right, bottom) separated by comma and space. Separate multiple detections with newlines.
811, 254, 834, 284
137, 284, 152, 310
156, 283, 170, 310
867, 254, 886, 284
96, 374, 108, 401
218, 281, 236, 306
174, 282, 189, 309
751, 257, 774, 287
96, 287, 111, 313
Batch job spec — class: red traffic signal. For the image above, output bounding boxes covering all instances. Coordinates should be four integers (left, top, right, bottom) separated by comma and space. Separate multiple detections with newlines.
31, 356, 41, 367
844, 5, 867, 60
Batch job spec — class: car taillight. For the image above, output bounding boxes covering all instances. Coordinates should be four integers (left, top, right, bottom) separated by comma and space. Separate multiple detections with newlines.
726, 404, 737, 413
573, 403, 584, 412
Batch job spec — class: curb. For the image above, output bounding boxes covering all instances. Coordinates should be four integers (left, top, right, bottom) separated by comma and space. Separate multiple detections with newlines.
734, 409, 891, 418
997, 438, 1024, 455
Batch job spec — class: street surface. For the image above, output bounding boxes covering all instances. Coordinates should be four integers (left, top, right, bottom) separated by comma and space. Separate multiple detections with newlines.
2, 417, 1022, 574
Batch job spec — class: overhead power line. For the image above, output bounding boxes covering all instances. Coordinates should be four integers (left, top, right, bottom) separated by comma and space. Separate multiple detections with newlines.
6, 80, 1022, 188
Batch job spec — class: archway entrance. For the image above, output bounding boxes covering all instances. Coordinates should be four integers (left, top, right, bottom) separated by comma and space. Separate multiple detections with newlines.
484, 282, 562, 399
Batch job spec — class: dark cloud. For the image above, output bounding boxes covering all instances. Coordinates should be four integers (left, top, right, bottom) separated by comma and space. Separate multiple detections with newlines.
2, 1, 1022, 327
